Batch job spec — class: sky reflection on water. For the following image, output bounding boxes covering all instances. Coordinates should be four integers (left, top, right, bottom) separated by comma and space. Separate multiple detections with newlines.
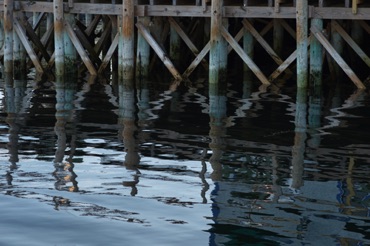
0, 75, 370, 245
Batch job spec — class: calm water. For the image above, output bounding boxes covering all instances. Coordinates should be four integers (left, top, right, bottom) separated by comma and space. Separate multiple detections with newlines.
0, 73, 370, 246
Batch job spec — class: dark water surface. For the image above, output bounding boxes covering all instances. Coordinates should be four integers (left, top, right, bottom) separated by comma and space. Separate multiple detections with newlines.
1, 74, 370, 246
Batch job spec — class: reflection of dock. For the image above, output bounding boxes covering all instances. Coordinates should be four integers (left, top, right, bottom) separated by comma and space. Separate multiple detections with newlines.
0, 0, 370, 89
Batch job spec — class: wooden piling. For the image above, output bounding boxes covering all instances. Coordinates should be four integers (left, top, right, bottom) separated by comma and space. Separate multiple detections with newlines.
209, 0, 228, 85
121, 0, 135, 82
309, 18, 323, 87
330, 20, 344, 80
273, 19, 284, 56
4, 0, 13, 74
13, 26, 27, 79
111, 16, 118, 79
296, 0, 308, 88
0, 16, 4, 51
54, 0, 64, 78
46, 2, 54, 54
243, 19, 254, 76
64, 14, 77, 75
170, 18, 181, 68
307, 87, 322, 159
136, 17, 151, 81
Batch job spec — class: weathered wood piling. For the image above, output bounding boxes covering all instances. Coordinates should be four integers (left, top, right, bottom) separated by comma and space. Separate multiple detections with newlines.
0, 0, 369, 91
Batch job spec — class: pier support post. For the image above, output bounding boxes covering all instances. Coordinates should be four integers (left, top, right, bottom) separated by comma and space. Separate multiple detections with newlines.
121, 0, 135, 83
296, 0, 308, 88
0, 16, 4, 51
136, 17, 151, 82
111, 16, 118, 83
4, 0, 14, 75
273, 19, 283, 56
350, 20, 364, 68
54, 0, 65, 78
170, 18, 181, 69
13, 25, 26, 79
209, 0, 228, 85
330, 20, 344, 80
309, 19, 323, 87
243, 19, 254, 76
64, 14, 77, 76
46, 0, 54, 54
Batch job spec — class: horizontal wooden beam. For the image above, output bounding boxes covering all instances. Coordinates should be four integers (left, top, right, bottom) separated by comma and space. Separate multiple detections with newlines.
2, 2, 370, 19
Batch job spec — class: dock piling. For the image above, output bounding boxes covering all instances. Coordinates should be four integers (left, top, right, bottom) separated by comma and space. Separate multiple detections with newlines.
4, 0, 13, 74
296, 0, 308, 88
54, 0, 65, 78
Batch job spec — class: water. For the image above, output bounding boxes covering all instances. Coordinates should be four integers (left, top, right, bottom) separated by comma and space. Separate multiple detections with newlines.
0, 74, 370, 245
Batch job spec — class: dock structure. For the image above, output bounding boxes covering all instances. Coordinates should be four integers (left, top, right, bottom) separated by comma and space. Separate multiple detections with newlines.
0, 0, 369, 89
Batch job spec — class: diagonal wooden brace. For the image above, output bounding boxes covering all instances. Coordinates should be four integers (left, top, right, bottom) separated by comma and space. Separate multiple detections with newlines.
220, 25, 270, 85
136, 22, 182, 82
332, 20, 370, 68
168, 17, 209, 70
64, 20, 97, 76
311, 25, 365, 89
242, 19, 293, 75
13, 18, 44, 74
98, 33, 119, 74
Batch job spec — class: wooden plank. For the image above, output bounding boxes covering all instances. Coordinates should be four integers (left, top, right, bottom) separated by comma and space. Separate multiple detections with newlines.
13, 18, 44, 74
64, 20, 97, 76
332, 20, 370, 68
312, 7, 370, 20
311, 26, 365, 89
136, 22, 182, 81
242, 19, 292, 75
98, 32, 119, 74
220, 25, 270, 85
168, 16, 208, 69
4, 3, 370, 20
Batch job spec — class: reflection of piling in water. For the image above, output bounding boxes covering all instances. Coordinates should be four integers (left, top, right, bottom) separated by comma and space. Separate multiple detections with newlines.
209, 84, 227, 181
53, 79, 78, 192
307, 86, 322, 160
291, 89, 307, 190
4, 74, 25, 183
119, 83, 140, 196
